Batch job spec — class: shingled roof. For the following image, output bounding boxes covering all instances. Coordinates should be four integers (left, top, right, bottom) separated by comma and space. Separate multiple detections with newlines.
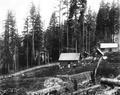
59, 53, 80, 61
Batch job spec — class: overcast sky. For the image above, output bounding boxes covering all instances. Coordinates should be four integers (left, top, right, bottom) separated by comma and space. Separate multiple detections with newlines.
0, 0, 117, 35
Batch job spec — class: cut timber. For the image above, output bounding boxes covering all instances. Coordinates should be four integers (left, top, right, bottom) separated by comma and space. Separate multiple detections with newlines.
101, 78, 120, 87
27, 85, 65, 95
57, 71, 92, 89
73, 85, 100, 94
0, 63, 59, 80
57, 71, 92, 82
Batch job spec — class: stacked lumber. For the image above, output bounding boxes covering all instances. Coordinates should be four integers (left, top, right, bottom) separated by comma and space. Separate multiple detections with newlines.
57, 71, 92, 84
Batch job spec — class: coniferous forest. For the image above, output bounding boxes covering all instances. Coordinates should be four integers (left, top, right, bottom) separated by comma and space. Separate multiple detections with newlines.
0, 0, 120, 95
0, 0, 119, 75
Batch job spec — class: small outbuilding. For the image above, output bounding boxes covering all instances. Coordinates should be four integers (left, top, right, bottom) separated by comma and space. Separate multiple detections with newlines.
58, 53, 81, 68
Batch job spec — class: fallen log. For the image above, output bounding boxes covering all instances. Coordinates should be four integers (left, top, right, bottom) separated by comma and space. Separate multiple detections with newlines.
101, 78, 120, 87
0, 63, 59, 80
27, 85, 65, 95
73, 84, 100, 95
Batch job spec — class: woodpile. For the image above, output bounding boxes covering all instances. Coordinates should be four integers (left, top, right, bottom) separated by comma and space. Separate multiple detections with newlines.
44, 77, 63, 88
26, 71, 93, 95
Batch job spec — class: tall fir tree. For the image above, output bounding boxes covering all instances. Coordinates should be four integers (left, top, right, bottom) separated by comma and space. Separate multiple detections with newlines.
45, 12, 60, 62
23, 3, 43, 66
109, 1, 119, 40
96, 1, 110, 42
84, 9, 96, 53
1, 11, 19, 74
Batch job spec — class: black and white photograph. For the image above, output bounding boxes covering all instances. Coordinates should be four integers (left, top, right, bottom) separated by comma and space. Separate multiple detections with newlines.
0, 0, 120, 95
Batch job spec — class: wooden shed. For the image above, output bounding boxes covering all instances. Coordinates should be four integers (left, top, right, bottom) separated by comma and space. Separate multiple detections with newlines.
58, 53, 81, 68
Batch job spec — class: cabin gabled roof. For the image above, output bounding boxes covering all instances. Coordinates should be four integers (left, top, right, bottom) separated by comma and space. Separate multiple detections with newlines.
59, 53, 80, 61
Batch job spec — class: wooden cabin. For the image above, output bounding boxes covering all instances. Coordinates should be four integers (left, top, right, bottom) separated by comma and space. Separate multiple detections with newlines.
100, 43, 118, 52
58, 53, 81, 69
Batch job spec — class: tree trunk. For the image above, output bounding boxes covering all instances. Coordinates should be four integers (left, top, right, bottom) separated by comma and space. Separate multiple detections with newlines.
101, 77, 120, 87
